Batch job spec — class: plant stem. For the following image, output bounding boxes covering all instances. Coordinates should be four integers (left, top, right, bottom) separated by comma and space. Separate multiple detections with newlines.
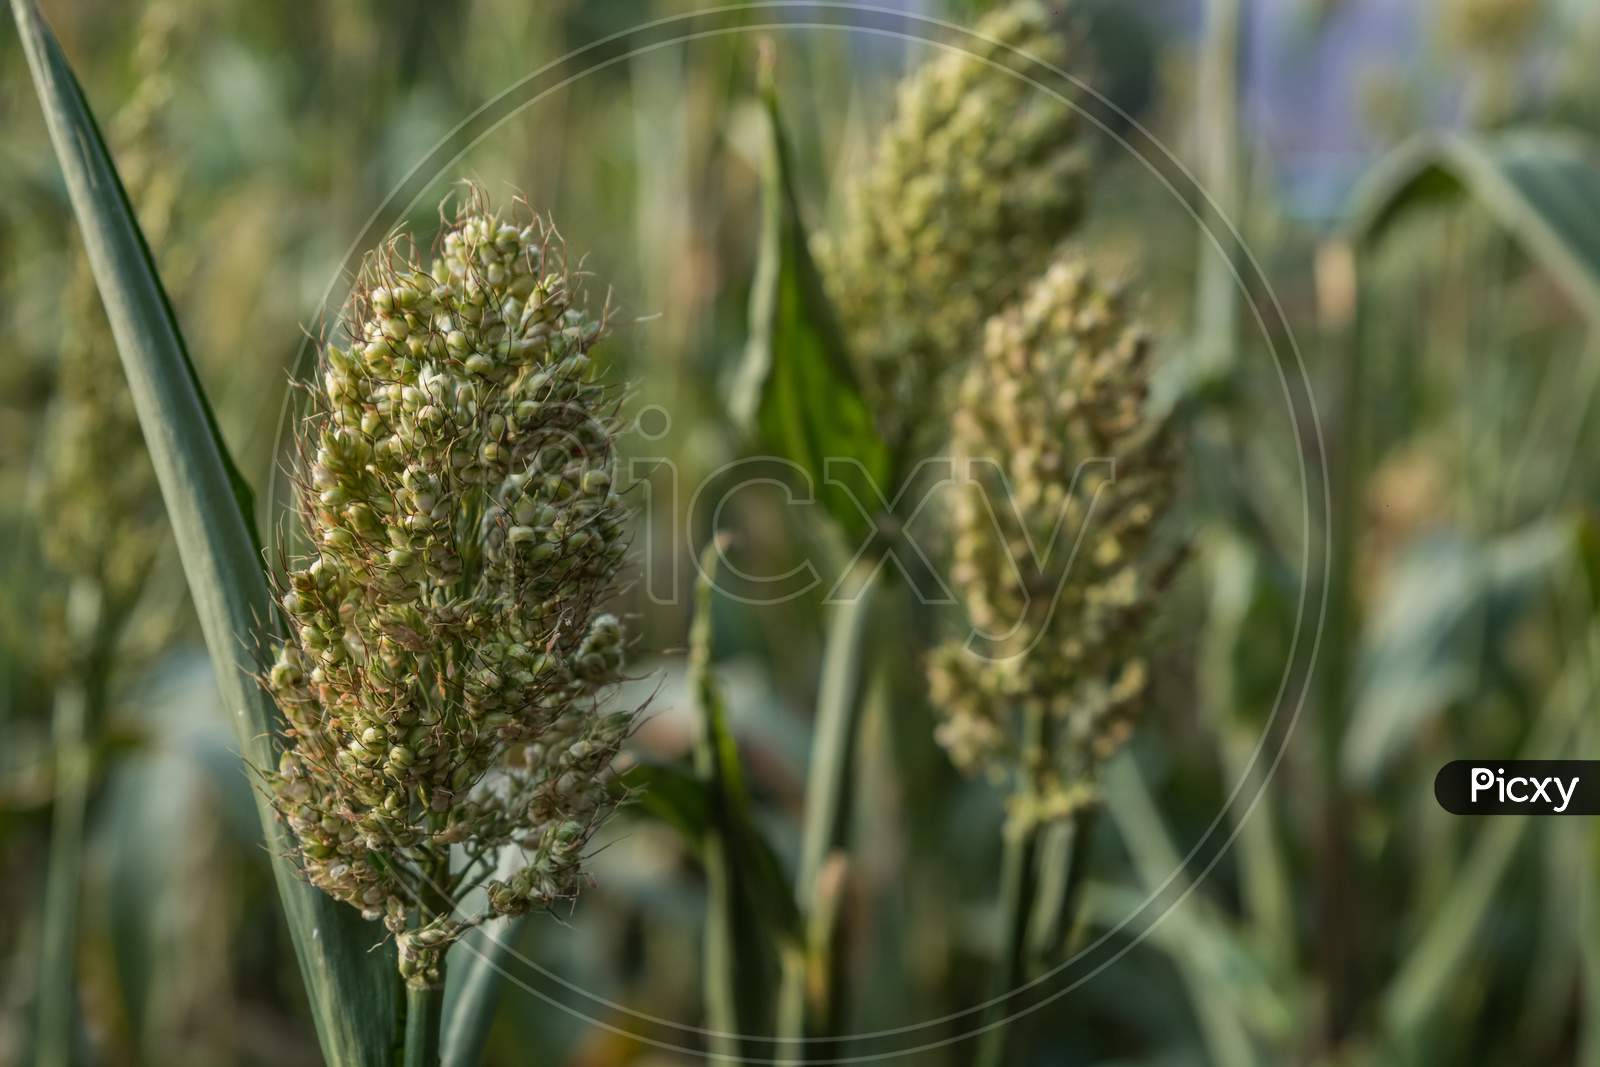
404, 981, 446, 1067
35, 578, 105, 1067
702, 819, 744, 1065
402, 849, 452, 1067
1316, 235, 1366, 1042
1104, 756, 1260, 1067
976, 814, 1041, 1067
975, 703, 1048, 1067
778, 564, 881, 1056
1191, 0, 1242, 381
1026, 806, 1093, 967
35, 679, 90, 1067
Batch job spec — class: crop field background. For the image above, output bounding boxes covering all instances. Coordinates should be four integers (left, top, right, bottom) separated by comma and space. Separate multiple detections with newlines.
2, 0, 1599, 1065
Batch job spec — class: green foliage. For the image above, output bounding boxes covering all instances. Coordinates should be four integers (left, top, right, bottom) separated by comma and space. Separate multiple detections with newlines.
7, 3, 1600, 1066
8, 3, 401, 1061
733, 71, 891, 544
1343, 520, 1575, 785
1351, 130, 1600, 321
690, 540, 800, 1059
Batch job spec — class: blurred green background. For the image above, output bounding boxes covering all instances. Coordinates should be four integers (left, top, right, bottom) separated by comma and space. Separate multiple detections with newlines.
4, 0, 1600, 1064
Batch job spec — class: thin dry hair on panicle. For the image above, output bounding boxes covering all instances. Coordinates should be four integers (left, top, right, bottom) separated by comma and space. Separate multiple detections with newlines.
260, 184, 639, 986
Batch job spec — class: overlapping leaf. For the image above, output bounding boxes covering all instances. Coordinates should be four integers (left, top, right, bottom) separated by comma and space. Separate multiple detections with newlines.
733, 77, 892, 544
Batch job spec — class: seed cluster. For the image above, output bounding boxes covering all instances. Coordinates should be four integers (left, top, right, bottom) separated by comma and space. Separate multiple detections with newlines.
266, 193, 633, 986
818, 0, 1090, 456
928, 257, 1176, 827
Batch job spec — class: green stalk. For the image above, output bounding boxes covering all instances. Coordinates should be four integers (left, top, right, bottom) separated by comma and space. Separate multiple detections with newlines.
34, 579, 106, 1067
701, 818, 751, 1065
1309, 233, 1367, 1044
975, 820, 1041, 1067
1190, 0, 1297, 979
691, 540, 794, 1062
404, 984, 445, 1067
1026, 806, 1094, 966
35, 685, 89, 1067
1191, 0, 1242, 381
403, 853, 450, 1067
794, 567, 879, 903
1199, 537, 1296, 974
1104, 757, 1260, 1067
777, 564, 881, 1054
975, 702, 1048, 1067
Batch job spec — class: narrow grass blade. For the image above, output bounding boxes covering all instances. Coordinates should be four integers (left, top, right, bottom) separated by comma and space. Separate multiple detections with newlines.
1103, 756, 1265, 1067
8, 4, 400, 1062
1026, 807, 1094, 966
35, 671, 93, 1067
1189, 0, 1242, 380
691, 541, 800, 1062
440, 847, 527, 1067
777, 566, 880, 1056
1349, 130, 1600, 322
732, 64, 892, 542
1382, 642, 1588, 1043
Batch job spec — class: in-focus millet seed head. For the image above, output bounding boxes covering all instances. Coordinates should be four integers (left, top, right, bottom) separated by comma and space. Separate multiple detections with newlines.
928, 255, 1178, 827
818, 0, 1092, 456
265, 188, 633, 986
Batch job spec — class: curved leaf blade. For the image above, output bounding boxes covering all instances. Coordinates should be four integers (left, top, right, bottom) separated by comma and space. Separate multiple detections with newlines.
1342, 521, 1574, 786
1349, 130, 1600, 322
690, 541, 800, 1061
733, 77, 892, 542
8, 4, 401, 1063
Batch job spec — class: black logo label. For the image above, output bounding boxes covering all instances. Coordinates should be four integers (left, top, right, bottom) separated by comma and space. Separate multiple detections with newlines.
1435, 760, 1600, 815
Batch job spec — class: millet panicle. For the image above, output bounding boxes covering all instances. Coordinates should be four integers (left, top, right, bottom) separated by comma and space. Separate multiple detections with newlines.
266, 189, 634, 987
929, 255, 1178, 829
818, 0, 1093, 456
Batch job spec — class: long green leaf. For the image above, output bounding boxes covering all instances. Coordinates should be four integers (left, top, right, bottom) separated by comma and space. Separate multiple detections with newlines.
1382, 635, 1589, 1044
777, 565, 881, 1057
439, 922, 515, 1067
618, 756, 799, 940
1342, 521, 1574, 786
8, 4, 401, 1063
621, 759, 715, 841
439, 843, 528, 1067
732, 71, 892, 543
1349, 130, 1600, 322
691, 540, 801, 1062
1103, 756, 1268, 1067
